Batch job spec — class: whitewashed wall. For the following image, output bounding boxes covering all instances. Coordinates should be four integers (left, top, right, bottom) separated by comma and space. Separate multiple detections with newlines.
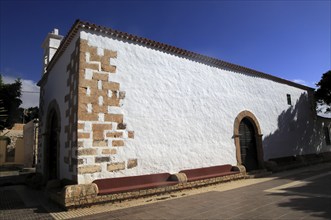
79, 31, 331, 180
39, 34, 79, 180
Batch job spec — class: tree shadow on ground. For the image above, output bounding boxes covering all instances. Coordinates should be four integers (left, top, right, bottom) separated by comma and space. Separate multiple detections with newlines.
259, 91, 331, 219
266, 167, 331, 219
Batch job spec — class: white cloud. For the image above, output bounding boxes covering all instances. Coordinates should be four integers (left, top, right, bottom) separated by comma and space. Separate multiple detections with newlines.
292, 79, 308, 86
2, 75, 39, 108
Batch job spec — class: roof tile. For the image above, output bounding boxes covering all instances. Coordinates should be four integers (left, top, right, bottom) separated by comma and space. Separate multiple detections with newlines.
38, 20, 313, 91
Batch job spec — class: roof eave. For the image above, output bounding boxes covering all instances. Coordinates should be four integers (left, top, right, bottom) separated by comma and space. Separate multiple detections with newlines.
37, 19, 314, 92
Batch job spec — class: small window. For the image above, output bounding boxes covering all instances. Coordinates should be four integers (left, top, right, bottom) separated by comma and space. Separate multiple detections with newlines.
324, 126, 331, 145
287, 94, 292, 105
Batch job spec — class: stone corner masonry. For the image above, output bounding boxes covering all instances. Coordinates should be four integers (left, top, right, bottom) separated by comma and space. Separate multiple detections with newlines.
75, 38, 137, 183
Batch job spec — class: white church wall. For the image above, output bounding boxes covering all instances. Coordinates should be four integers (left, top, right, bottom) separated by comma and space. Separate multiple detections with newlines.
39, 34, 79, 180
75, 30, 329, 184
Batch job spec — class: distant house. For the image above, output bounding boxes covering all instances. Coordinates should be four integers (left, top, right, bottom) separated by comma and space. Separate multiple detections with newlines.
0, 121, 38, 168
0, 124, 24, 166
37, 20, 331, 184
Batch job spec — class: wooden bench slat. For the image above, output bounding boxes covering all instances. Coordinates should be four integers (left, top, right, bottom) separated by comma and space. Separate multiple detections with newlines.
179, 164, 239, 182
98, 181, 177, 195
93, 173, 177, 195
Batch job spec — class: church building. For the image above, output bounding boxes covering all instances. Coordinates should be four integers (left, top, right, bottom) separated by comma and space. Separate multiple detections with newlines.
37, 20, 331, 184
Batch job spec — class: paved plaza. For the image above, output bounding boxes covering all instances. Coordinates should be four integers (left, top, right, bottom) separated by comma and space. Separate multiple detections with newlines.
1, 163, 330, 219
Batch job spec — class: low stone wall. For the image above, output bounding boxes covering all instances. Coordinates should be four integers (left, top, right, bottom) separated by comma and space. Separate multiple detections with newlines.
47, 167, 245, 210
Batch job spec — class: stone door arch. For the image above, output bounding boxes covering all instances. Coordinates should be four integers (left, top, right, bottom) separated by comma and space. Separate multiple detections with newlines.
233, 110, 264, 171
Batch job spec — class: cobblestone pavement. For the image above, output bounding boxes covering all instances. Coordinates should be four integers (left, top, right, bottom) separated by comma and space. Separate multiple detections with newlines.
0, 163, 330, 220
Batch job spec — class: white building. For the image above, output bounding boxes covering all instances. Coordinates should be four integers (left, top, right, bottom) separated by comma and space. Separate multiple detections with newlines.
37, 20, 331, 184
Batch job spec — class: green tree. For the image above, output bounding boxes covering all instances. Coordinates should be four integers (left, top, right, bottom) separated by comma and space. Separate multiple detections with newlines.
0, 100, 7, 131
0, 74, 22, 129
19, 106, 39, 123
315, 70, 331, 113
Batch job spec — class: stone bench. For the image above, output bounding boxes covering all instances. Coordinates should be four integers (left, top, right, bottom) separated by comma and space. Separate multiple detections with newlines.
92, 173, 178, 195
303, 153, 324, 164
266, 154, 327, 172
179, 164, 240, 182
269, 156, 298, 165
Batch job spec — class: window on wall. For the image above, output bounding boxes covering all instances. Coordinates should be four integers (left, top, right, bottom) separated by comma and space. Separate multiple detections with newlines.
287, 94, 292, 105
324, 126, 331, 145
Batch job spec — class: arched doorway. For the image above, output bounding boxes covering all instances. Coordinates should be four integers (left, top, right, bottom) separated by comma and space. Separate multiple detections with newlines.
44, 100, 61, 180
234, 111, 264, 171
48, 112, 59, 179
239, 118, 258, 171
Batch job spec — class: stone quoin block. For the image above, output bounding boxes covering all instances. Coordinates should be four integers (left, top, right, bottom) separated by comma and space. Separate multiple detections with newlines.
79, 95, 99, 105
107, 162, 125, 172
104, 50, 117, 59
119, 91, 126, 99
78, 87, 87, 95
95, 157, 110, 163
78, 132, 90, 139
78, 104, 88, 114
128, 131, 134, 139
78, 123, 85, 130
106, 132, 123, 138
93, 105, 108, 113
78, 165, 101, 174
127, 159, 138, 169
93, 131, 104, 140
103, 82, 120, 91
78, 148, 97, 156
117, 123, 126, 130
91, 90, 108, 97
110, 90, 118, 98
80, 79, 98, 89
101, 62, 116, 73
81, 62, 99, 70
93, 140, 108, 147
112, 140, 124, 147
102, 148, 117, 155
78, 113, 99, 121
92, 72, 109, 81
105, 98, 120, 107
92, 124, 113, 131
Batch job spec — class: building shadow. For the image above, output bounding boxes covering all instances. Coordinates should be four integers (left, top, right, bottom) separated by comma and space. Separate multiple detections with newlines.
260, 91, 331, 218
0, 184, 63, 217
263, 92, 330, 160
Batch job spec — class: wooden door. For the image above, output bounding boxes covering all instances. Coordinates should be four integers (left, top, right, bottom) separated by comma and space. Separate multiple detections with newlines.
239, 118, 258, 171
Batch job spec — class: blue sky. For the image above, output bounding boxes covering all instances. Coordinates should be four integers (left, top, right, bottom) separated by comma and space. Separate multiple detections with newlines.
0, 0, 330, 107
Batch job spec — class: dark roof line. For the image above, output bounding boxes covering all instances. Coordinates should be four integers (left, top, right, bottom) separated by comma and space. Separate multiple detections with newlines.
38, 19, 313, 91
